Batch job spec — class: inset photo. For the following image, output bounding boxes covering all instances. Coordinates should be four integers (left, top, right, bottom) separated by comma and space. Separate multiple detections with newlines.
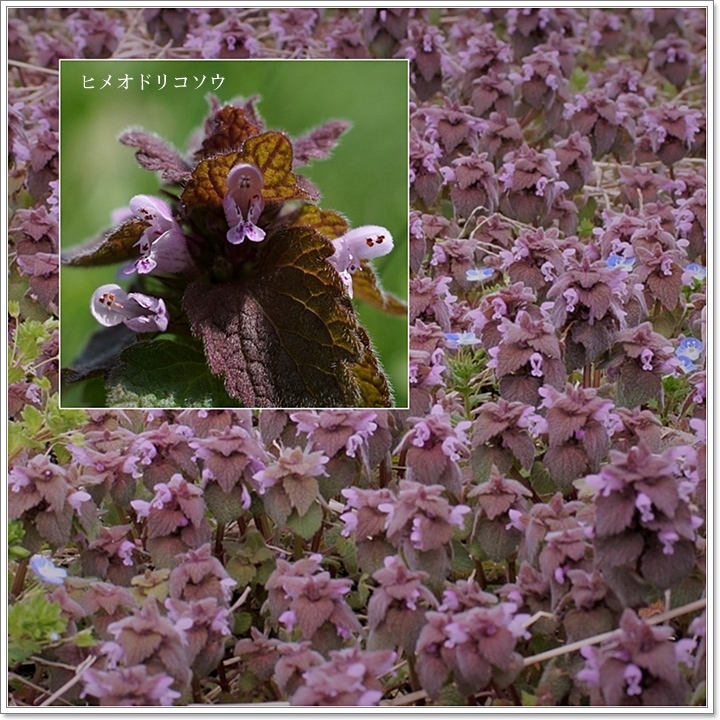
59, 58, 409, 409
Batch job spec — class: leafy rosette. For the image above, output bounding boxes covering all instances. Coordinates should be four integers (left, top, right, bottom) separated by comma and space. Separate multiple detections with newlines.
62, 99, 405, 408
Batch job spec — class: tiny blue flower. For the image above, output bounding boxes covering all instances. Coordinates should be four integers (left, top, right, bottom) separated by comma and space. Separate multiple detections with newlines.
466, 267, 495, 282
676, 337, 703, 361
29, 554, 67, 585
606, 253, 635, 271
445, 331, 481, 348
675, 355, 698, 373
682, 263, 706, 284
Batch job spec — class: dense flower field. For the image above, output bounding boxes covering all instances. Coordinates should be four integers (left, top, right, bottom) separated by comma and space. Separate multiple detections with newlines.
7, 7, 707, 708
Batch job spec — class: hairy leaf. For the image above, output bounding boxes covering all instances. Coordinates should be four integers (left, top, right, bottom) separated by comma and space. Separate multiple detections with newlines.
293, 120, 352, 166
61, 219, 147, 267
63, 324, 137, 383
184, 226, 391, 407
617, 362, 662, 408
106, 338, 241, 408
282, 475, 319, 517
119, 128, 191, 183
195, 105, 261, 158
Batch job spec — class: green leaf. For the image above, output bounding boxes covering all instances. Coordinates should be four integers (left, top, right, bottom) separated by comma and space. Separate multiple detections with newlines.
8, 593, 67, 666
73, 628, 97, 648
106, 338, 242, 408
286, 502, 323, 539
61, 218, 147, 267
21, 405, 44, 435
184, 226, 391, 407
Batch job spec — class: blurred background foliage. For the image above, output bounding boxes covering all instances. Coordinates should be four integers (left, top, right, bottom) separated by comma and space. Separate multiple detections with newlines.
60, 59, 409, 407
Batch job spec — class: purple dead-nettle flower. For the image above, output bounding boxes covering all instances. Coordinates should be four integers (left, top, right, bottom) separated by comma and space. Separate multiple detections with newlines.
81, 665, 180, 707
488, 309, 565, 405
168, 543, 236, 605
538, 383, 618, 487
499, 227, 577, 293
184, 15, 260, 58
614, 322, 679, 376
466, 281, 537, 348
471, 397, 546, 478
510, 49, 567, 112
290, 409, 378, 459
553, 132, 594, 193
340, 486, 395, 541
82, 524, 138, 586
91, 283, 168, 333
395, 403, 470, 491
268, 8, 318, 54
563, 90, 625, 158
579, 609, 689, 705
588, 9, 624, 52
130, 474, 209, 560
223, 162, 265, 245
587, 442, 702, 601
410, 127, 443, 205
409, 275, 457, 331
415, 602, 528, 700
498, 144, 569, 223
439, 579, 499, 613
470, 69, 515, 118
381, 480, 470, 553
455, 24, 512, 88
448, 153, 499, 218
649, 34, 694, 89
265, 556, 362, 649
476, 111, 523, 161
290, 647, 396, 706
673, 188, 706, 259
421, 100, 486, 156
640, 104, 703, 166
130, 421, 197, 492
125, 195, 191, 275
367, 555, 437, 652
328, 225, 393, 298
103, 595, 192, 692
165, 596, 231, 677
190, 424, 267, 504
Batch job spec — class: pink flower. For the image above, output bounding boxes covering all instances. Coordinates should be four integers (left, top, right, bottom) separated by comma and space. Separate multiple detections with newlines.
91, 283, 168, 333
223, 163, 266, 244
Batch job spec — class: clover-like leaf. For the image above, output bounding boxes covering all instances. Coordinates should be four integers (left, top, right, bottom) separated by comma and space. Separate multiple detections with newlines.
106, 338, 241, 408
352, 262, 408, 316
62, 219, 147, 267
119, 128, 191, 183
195, 105, 261, 158
184, 225, 391, 408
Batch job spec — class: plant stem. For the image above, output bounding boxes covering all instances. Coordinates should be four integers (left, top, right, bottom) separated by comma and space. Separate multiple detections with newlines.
11, 558, 28, 600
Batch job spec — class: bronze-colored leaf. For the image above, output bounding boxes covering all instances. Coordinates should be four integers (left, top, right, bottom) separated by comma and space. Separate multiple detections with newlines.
239, 131, 311, 202
181, 132, 311, 213
352, 262, 408, 315
195, 105, 261, 159
183, 226, 391, 408
291, 205, 348, 239
61, 219, 147, 267
181, 151, 242, 210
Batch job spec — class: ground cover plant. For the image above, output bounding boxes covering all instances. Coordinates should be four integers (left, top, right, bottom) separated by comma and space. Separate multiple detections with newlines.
7, 6, 707, 709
